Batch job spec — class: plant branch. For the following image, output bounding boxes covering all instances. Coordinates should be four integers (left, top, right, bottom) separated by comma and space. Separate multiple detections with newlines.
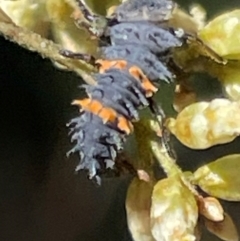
0, 12, 96, 85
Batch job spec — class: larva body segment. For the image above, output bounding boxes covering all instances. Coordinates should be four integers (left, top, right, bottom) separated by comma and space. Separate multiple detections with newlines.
85, 70, 149, 120
68, 0, 184, 182
101, 44, 173, 81
109, 22, 182, 54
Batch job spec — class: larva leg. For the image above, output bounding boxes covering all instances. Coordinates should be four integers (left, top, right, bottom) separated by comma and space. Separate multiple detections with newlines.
75, 0, 98, 23
148, 98, 166, 121
74, 0, 109, 37
59, 49, 96, 65
149, 99, 177, 160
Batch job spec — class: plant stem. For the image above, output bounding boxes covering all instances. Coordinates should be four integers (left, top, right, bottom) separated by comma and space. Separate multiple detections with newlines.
0, 18, 96, 85
151, 139, 181, 177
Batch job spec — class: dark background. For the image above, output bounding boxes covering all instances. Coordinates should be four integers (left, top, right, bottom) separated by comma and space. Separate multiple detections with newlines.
0, 0, 240, 240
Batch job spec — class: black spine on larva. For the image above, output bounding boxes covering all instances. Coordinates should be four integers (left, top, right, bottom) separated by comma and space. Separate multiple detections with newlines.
101, 44, 173, 82
68, 0, 183, 183
68, 112, 125, 183
85, 69, 149, 120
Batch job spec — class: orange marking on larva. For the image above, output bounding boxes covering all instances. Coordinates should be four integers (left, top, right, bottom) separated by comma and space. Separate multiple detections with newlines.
129, 66, 158, 97
96, 59, 128, 73
74, 98, 103, 115
73, 98, 120, 126
73, 98, 134, 135
72, 99, 92, 112
99, 107, 118, 123
117, 116, 134, 134
96, 59, 157, 97
72, 99, 90, 107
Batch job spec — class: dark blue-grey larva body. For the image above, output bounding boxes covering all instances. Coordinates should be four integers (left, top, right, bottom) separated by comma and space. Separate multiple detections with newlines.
68, 0, 183, 183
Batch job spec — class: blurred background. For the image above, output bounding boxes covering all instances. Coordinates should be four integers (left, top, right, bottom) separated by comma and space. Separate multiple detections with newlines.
0, 0, 240, 240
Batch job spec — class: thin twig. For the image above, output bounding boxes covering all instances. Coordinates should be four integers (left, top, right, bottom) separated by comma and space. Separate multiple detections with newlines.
149, 118, 200, 197
0, 18, 96, 85
148, 112, 181, 177
151, 139, 181, 177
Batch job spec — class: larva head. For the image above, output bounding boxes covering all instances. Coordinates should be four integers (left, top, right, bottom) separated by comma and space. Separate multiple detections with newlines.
115, 0, 176, 22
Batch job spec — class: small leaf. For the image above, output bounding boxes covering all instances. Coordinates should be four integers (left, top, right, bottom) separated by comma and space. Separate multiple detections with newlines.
205, 213, 239, 241
0, 0, 49, 36
198, 196, 224, 222
126, 177, 156, 241
0, 7, 13, 24
46, 0, 98, 54
199, 10, 240, 60
151, 175, 198, 241
194, 154, 240, 201
166, 99, 240, 149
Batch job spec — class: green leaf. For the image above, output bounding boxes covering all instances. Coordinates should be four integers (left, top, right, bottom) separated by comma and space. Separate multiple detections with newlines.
199, 10, 240, 60
126, 177, 156, 241
151, 175, 198, 241
205, 213, 239, 241
193, 154, 240, 201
